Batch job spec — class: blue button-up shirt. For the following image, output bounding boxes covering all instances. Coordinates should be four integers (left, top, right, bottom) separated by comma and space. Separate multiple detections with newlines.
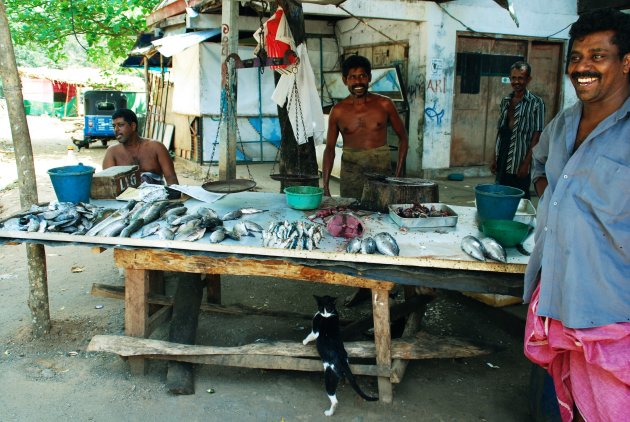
524, 97, 630, 328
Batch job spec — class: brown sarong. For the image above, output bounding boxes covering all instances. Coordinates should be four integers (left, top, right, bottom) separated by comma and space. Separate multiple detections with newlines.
340, 145, 392, 200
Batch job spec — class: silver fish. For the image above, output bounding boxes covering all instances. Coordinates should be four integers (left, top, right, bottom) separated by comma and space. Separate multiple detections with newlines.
141, 201, 171, 224
139, 221, 162, 238
461, 235, 486, 262
209, 227, 227, 243
221, 209, 243, 221
196, 207, 218, 219
346, 237, 362, 253
86, 208, 130, 236
98, 219, 129, 237
120, 218, 145, 238
156, 227, 175, 240
243, 220, 263, 233
481, 237, 507, 263
240, 208, 268, 215
360, 237, 377, 254
171, 214, 200, 226
232, 221, 250, 237
176, 219, 201, 234
175, 225, 206, 241
162, 206, 187, 218
374, 232, 400, 256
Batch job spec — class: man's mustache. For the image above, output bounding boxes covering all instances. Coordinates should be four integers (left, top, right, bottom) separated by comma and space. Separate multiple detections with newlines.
571, 71, 601, 80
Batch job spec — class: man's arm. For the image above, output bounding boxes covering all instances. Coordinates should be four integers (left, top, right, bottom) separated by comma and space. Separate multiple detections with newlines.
385, 99, 408, 177
102, 147, 117, 170
155, 142, 179, 186
531, 124, 549, 198
517, 131, 541, 178
322, 108, 340, 197
518, 100, 546, 178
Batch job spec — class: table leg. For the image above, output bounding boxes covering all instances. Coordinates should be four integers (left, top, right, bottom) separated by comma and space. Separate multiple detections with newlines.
124, 268, 151, 374
371, 287, 392, 403
204, 274, 221, 304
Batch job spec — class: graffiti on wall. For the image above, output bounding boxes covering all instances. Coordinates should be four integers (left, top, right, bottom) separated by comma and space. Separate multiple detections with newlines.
424, 99, 445, 125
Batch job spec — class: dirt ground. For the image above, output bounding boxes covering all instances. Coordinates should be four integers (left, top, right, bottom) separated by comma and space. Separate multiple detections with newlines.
0, 115, 534, 421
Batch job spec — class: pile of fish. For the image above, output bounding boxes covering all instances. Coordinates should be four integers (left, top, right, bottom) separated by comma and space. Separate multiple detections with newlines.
262, 220, 324, 250
11, 201, 117, 235
460, 235, 507, 263
393, 203, 449, 218
345, 232, 400, 256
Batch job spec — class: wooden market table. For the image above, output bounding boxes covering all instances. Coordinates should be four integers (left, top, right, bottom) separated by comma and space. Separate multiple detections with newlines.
0, 192, 530, 403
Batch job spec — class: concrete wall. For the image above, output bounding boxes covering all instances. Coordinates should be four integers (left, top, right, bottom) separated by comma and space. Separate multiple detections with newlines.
331, 0, 578, 175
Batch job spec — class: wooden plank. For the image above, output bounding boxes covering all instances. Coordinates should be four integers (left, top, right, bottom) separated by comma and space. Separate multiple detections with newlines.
391, 311, 422, 384
90, 283, 328, 322
87, 334, 493, 361
114, 249, 395, 291
124, 268, 150, 375
372, 288, 393, 403
147, 305, 172, 335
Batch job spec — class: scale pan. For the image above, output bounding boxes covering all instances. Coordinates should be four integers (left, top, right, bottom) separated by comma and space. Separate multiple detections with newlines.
202, 179, 257, 193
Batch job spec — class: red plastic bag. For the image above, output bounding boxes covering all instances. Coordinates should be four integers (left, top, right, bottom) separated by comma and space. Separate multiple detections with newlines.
326, 212, 365, 239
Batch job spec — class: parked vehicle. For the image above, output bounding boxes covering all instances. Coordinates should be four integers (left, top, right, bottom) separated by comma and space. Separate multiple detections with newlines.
74, 90, 127, 149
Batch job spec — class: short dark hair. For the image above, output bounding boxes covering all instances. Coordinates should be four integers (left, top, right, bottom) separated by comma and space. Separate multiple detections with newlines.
510, 61, 532, 77
342, 55, 372, 77
569, 8, 630, 59
112, 108, 138, 128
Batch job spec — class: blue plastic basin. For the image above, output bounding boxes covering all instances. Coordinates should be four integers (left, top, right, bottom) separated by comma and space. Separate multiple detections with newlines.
47, 164, 95, 203
475, 183, 524, 222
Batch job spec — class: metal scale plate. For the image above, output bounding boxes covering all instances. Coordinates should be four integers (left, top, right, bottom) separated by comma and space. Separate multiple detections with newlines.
202, 179, 257, 193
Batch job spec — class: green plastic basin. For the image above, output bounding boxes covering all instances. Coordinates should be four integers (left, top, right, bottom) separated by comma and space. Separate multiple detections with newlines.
284, 186, 324, 210
481, 219, 531, 247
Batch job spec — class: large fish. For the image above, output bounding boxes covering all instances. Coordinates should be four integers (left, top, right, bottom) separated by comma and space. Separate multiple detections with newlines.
346, 237, 362, 253
120, 218, 145, 238
374, 232, 400, 256
481, 237, 507, 263
461, 235, 486, 261
360, 237, 377, 254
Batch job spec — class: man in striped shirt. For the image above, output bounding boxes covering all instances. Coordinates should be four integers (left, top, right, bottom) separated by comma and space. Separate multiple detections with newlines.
491, 61, 545, 199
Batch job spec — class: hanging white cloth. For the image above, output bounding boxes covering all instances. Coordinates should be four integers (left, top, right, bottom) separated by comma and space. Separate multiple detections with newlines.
271, 43, 325, 145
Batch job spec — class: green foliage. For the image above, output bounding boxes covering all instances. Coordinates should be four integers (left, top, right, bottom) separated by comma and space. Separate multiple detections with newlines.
4, 0, 157, 66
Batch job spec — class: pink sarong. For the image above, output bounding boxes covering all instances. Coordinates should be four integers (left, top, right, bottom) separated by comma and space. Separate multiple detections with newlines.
524, 283, 630, 422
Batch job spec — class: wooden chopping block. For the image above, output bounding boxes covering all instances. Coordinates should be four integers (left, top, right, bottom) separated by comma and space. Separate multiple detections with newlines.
91, 165, 141, 199
360, 175, 439, 212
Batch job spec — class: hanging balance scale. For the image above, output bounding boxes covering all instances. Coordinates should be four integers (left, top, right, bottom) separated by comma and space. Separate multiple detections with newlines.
202, 55, 257, 194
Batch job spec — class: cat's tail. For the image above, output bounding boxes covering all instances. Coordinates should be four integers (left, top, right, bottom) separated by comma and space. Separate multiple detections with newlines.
340, 360, 378, 401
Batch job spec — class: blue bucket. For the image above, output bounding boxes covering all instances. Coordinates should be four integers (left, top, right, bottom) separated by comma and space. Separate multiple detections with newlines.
475, 183, 524, 222
47, 164, 95, 203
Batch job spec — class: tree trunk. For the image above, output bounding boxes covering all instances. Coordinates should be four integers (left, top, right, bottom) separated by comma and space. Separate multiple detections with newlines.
0, 0, 51, 336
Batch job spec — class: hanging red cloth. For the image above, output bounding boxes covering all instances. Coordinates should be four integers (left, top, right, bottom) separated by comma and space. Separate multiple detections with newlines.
254, 7, 298, 72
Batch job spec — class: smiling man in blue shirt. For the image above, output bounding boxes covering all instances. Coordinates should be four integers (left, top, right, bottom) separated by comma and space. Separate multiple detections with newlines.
523, 9, 630, 422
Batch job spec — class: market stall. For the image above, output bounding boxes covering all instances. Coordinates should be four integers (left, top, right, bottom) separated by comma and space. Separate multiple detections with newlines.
0, 191, 531, 402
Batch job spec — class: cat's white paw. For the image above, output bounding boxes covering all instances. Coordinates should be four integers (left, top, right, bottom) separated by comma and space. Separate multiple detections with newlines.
324, 409, 335, 417
302, 339, 309, 345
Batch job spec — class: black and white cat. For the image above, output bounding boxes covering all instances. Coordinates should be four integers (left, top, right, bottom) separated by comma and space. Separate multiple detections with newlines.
303, 295, 378, 416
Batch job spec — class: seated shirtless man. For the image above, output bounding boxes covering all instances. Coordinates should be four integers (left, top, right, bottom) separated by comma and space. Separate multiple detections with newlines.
103, 108, 179, 189
103, 109, 201, 395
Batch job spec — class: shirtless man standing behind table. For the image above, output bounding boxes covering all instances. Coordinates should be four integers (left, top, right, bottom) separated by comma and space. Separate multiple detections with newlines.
323, 55, 409, 306
322, 55, 409, 200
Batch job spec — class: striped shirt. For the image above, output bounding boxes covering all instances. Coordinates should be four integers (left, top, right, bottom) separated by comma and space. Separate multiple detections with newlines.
495, 90, 545, 174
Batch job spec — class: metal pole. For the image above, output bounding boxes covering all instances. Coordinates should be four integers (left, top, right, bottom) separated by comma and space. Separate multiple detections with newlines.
0, 0, 51, 336
219, 0, 238, 180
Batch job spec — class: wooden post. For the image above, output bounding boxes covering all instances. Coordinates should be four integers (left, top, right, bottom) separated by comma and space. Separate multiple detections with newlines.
0, 0, 50, 336
125, 268, 151, 374
371, 288, 393, 403
219, 0, 238, 180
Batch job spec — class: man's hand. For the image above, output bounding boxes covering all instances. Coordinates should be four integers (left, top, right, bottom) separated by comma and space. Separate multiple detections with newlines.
517, 162, 530, 178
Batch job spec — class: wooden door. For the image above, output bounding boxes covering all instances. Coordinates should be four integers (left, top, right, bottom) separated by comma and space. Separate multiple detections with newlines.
451, 36, 563, 167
